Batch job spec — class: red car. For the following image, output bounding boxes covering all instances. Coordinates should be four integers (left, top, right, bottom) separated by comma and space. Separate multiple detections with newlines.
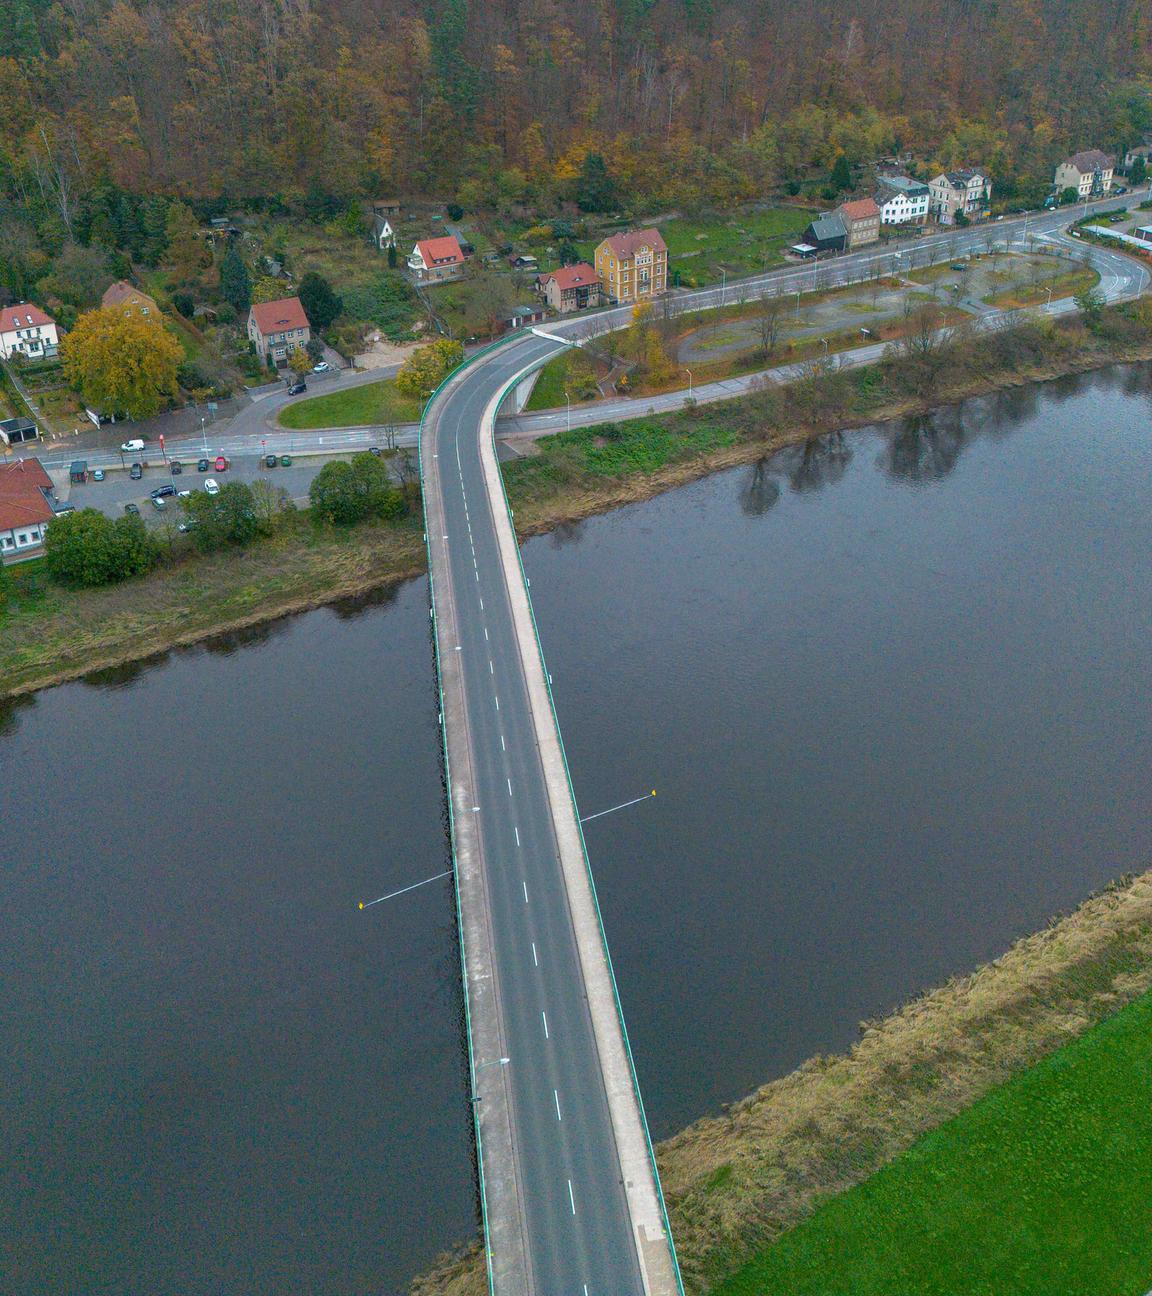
214, 455, 229, 472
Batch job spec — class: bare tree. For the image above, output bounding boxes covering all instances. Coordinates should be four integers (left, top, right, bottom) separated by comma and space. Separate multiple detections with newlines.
755, 292, 784, 358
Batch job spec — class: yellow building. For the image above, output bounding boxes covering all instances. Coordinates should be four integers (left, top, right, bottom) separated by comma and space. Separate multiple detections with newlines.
594, 228, 668, 304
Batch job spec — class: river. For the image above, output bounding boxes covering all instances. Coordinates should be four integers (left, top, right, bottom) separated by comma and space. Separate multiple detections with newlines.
2, 364, 1150, 1293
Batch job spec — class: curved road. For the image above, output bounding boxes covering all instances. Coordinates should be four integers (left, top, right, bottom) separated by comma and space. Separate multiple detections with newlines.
418, 196, 1149, 1296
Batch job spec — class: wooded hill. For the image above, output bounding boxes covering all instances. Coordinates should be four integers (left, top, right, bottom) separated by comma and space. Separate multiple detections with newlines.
2, 0, 1151, 219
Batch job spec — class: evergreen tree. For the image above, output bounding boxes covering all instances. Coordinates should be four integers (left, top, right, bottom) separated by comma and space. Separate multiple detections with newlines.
220, 245, 251, 313
575, 153, 619, 213
831, 154, 853, 192
298, 271, 342, 330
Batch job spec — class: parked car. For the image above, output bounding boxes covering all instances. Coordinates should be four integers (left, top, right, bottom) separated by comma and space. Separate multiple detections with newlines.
286, 381, 307, 395
214, 455, 228, 472
177, 489, 193, 499
170, 460, 183, 475
129, 463, 143, 480
312, 361, 331, 373
204, 478, 220, 495
280, 454, 292, 467
265, 454, 278, 468
1115, 185, 1128, 195
124, 502, 140, 515
92, 468, 105, 482
120, 438, 145, 454
197, 457, 210, 472
949, 263, 967, 272
369, 446, 382, 456
150, 484, 176, 499
151, 495, 168, 511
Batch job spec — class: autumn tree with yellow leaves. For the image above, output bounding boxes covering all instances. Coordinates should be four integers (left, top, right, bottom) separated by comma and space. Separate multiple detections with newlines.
63, 307, 182, 420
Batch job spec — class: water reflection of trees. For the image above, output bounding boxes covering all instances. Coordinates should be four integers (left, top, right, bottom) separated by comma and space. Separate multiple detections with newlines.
330, 582, 401, 621
789, 431, 852, 493
740, 457, 781, 516
81, 654, 169, 690
549, 520, 586, 548
886, 412, 966, 483
202, 621, 284, 655
0, 694, 34, 738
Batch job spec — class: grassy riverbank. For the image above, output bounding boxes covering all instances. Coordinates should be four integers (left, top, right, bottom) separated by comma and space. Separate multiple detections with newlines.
4, 299, 1152, 700
713, 981, 1152, 1295
0, 517, 426, 697
412, 868, 1152, 1296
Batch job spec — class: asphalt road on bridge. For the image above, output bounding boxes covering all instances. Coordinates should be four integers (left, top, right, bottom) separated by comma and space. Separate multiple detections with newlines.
425, 331, 655, 1294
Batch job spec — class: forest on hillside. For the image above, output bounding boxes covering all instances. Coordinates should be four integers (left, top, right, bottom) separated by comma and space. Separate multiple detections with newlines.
2, 0, 1152, 223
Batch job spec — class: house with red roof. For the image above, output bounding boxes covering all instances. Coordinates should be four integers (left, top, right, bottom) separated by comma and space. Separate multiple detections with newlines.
593, 228, 667, 304
835, 197, 881, 249
0, 303, 59, 362
0, 458, 57, 559
246, 296, 311, 367
407, 235, 466, 284
536, 263, 603, 313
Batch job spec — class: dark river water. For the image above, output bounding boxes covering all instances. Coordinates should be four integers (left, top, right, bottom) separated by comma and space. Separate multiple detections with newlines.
2, 365, 1150, 1294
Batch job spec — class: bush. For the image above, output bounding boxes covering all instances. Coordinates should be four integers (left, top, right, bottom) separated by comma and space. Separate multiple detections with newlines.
172, 291, 195, 318
44, 509, 160, 587
181, 481, 263, 549
446, 203, 464, 221
309, 452, 406, 525
395, 338, 464, 398
340, 273, 418, 341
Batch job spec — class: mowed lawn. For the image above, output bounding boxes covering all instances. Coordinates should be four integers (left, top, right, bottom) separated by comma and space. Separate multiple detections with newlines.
658, 207, 816, 284
713, 989, 1152, 1296
277, 379, 423, 429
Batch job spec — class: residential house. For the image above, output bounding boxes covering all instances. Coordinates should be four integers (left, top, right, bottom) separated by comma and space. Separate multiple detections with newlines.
0, 304, 59, 362
372, 199, 402, 218
408, 236, 466, 284
501, 304, 545, 332
0, 458, 57, 559
536, 263, 603, 313
928, 168, 992, 224
1123, 139, 1152, 171
247, 297, 311, 367
593, 228, 668, 304
1054, 150, 1115, 199
371, 214, 395, 250
836, 198, 881, 248
874, 176, 930, 226
102, 281, 159, 318
799, 214, 847, 255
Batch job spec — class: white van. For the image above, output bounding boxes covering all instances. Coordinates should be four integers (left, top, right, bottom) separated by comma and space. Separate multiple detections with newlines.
120, 438, 145, 454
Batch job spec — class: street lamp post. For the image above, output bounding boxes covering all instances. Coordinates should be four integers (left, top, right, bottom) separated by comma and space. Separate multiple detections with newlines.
564, 389, 571, 433
684, 368, 693, 399
795, 289, 801, 320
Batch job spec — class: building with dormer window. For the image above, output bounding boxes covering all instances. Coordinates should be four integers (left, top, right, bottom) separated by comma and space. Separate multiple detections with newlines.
594, 228, 668, 304
0, 304, 59, 361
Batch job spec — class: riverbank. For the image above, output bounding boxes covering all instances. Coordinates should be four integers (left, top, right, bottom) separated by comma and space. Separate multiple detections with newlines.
3, 300, 1151, 699
411, 867, 1152, 1296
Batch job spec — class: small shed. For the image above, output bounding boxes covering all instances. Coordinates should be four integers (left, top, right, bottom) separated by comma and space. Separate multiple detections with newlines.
800, 214, 848, 255
509, 253, 539, 271
0, 416, 38, 445
69, 460, 88, 483
372, 198, 401, 217
503, 304, 545, 332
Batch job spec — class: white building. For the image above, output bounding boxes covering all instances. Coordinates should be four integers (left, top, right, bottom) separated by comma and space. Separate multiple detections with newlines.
0, 458, 56, 559
1054, 150, 1115, 199
874, 176, 930, 225
0, 303, 59, 361
371, 214, 395, 250
928, 169, 992, 225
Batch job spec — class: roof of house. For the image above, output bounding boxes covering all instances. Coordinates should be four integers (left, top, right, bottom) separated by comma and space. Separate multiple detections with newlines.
935, 167, 988, 187
414, 236, 465, 266
599, 228, 667, 259
0, 303, 54, 333
101, 281, 158, 313
1064, 149, 1114, 173
876, 175, 929, 199
0, 458, 54, 532
372, 213, 393, 230
249, 297, 309, 335
838, 198, 880, 221
540, 263, 599, 291
807, 214, 847, 242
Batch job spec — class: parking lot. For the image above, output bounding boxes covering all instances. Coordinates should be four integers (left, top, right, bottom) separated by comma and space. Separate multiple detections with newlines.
63, 452, 352, 524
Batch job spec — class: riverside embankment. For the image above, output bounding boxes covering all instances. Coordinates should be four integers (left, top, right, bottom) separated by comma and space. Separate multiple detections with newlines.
5, 301, 1152, 698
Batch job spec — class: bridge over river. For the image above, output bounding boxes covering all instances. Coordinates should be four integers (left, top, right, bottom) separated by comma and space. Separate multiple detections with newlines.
417, 197, 1148, 1296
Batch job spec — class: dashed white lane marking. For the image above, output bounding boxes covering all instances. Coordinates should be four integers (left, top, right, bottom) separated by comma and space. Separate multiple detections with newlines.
531, 941, 538, 966
484, 626, 489, 641
514, 826, 520, 846
541, 1010, 549, 1039
522, 880, 528, 903
507, 776, 513, 796
554, 1089, 562, 1121
475, 571, 479, 581
500, 734, 506, 751
494, 695, 499, 711
489, 659, 494, 674
479, 598, 484, 610
567, 1179, 576, 1215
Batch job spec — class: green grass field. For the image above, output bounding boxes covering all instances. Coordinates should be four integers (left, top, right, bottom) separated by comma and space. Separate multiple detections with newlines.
277, 379, 423, 429
713, 987, 1152, 1296
657, 208, 816, 285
